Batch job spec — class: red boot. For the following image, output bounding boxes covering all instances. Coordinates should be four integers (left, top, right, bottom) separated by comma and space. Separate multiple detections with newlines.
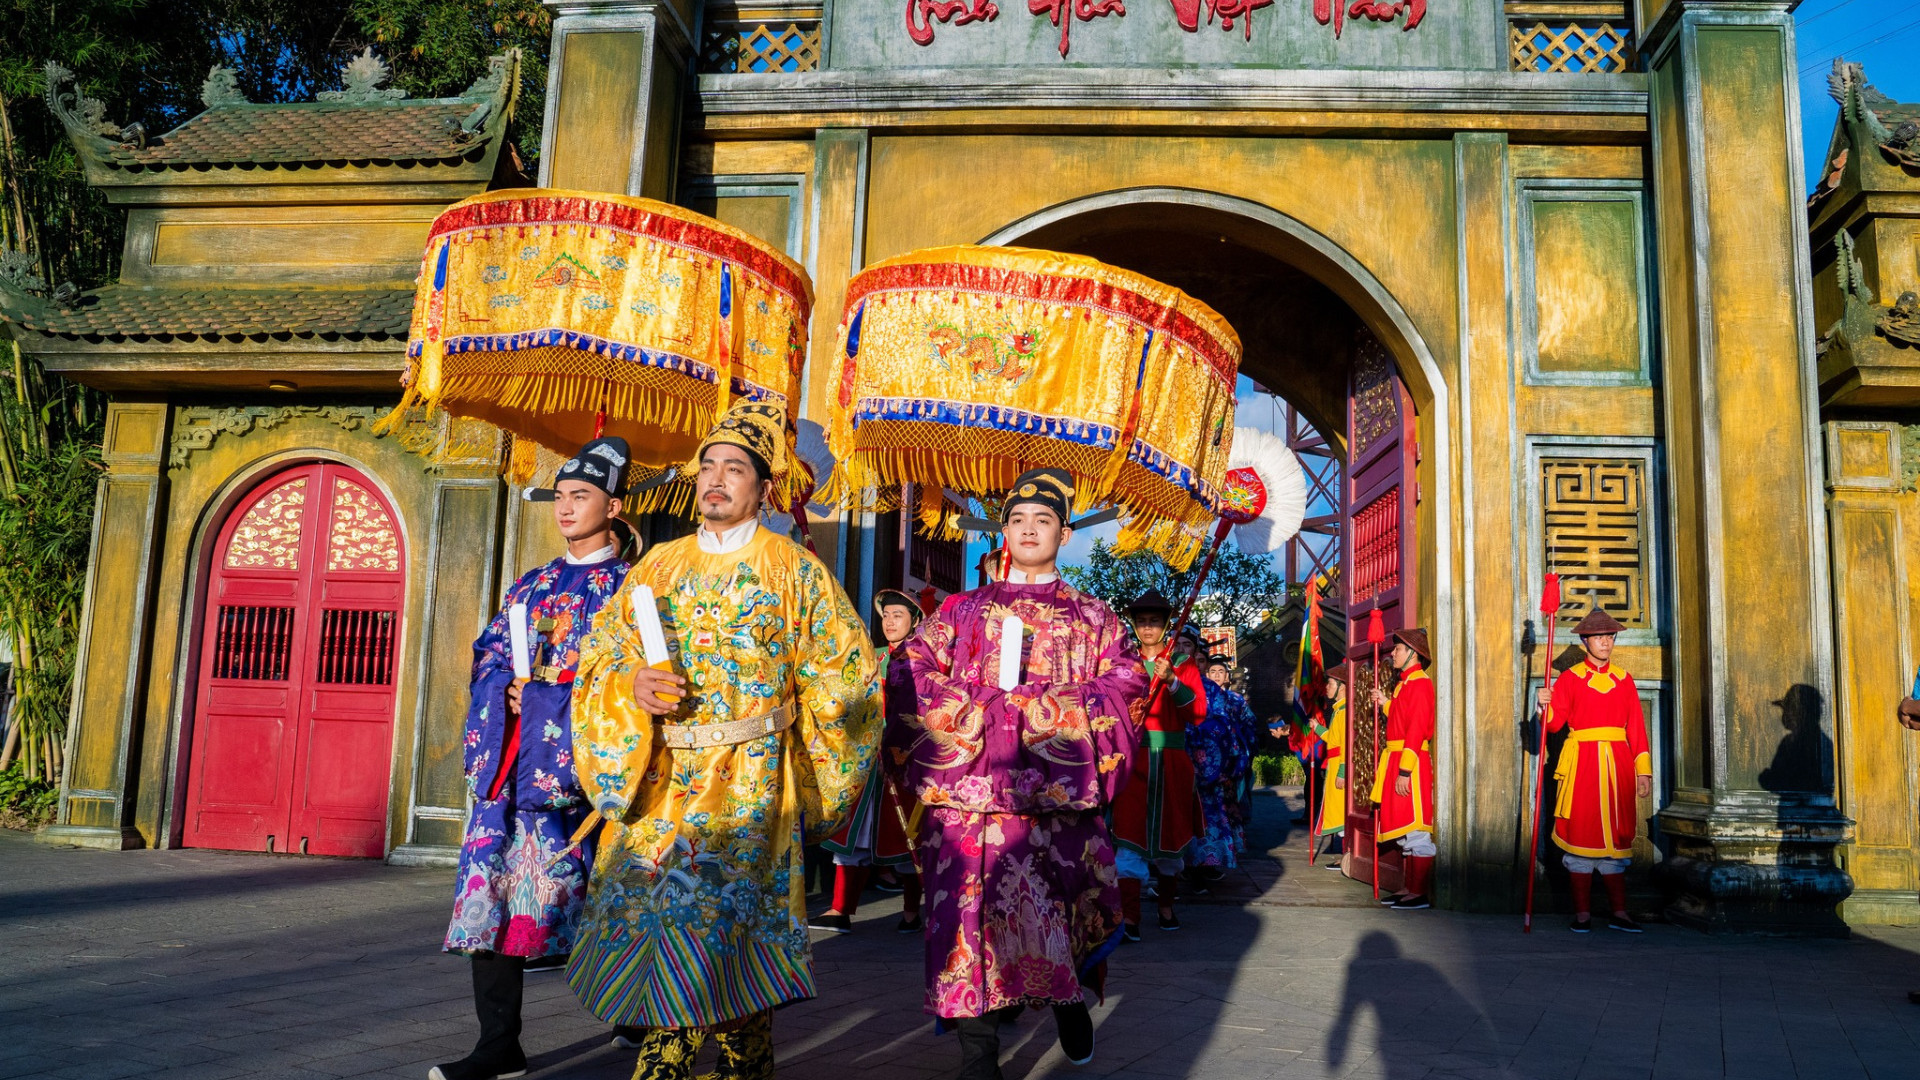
1390, 856, 1433, 909
1568, 871, 1595, 933
1600, 872, 1642, 933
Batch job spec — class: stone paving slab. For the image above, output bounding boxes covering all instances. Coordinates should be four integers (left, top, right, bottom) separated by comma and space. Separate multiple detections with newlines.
5, 790, 1920, 1080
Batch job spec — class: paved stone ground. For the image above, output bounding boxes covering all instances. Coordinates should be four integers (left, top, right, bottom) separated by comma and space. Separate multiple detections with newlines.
6, 790, 1920, 1080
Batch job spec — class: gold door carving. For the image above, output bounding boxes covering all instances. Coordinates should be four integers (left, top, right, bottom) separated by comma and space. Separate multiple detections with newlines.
1541, 457, 1649, 629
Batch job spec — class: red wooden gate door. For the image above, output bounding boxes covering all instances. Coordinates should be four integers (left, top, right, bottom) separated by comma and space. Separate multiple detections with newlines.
182, 463, 406, 857
1343, 329, 1419, 892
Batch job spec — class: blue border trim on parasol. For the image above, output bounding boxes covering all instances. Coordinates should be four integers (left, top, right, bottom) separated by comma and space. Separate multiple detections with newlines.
850, 394, 1220, 508
411, 327, 716, 381
851, 396, 1118, 449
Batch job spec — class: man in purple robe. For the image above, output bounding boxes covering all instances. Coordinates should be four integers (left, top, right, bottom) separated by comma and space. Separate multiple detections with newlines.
884, 467, 1146, 1080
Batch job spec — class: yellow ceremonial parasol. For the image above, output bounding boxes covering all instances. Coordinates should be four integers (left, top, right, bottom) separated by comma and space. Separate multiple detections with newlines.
827, 245, 1242, 567
382, 189, 812, 511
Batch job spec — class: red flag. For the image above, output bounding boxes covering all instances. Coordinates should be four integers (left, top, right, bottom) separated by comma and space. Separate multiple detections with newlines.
1366, 608, 1385, 645
1540, 572, 1561, 618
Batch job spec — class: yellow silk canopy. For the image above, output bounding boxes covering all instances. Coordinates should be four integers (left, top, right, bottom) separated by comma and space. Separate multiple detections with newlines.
828, 245, 1242, 566
386, 189, 811, 505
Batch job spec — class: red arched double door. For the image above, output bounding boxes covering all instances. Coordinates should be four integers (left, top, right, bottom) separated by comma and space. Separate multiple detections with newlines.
182, 462, 406, 857
1343, 329, 1419, 892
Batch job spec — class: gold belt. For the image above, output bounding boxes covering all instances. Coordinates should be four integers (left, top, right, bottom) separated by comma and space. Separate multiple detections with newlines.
1567, 727, 1627, 742
655, 705, 793, 749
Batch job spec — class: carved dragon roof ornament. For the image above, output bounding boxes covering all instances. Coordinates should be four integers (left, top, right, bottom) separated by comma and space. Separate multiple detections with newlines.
42, 61, 147, 151
1828, 58, 1917, 171
200, 66, 248, 108
1820, 229, 1917, 365
316, 47, 408, 103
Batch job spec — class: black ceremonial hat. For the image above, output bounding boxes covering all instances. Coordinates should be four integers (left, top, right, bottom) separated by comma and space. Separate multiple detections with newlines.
524, 436, 634, 501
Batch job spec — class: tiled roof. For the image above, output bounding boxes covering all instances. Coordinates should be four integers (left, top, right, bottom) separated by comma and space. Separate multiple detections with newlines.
96, 100, 496, 170
0, 286, 415, 342
44, 51, 518, 173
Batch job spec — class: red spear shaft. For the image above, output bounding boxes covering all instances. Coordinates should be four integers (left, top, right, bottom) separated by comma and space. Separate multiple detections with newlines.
1366, 608, 1385, 902
1523, 572, 1561, 933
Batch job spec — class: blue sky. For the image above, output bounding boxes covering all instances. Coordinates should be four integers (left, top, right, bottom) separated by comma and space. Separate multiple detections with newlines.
1796, 1, 1920, 187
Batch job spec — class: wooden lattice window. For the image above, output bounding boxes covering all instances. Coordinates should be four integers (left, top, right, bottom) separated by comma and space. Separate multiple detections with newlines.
699, 19, 822, 73
315, 609, 399, 685
1510, 21, 1635, 73
1541, 457, 1650, 629
1350, 485, 1402, 605
211, 605, 297, 681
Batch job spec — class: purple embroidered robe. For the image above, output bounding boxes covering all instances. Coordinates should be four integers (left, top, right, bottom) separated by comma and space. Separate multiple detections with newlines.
884, 579, 1145, 1019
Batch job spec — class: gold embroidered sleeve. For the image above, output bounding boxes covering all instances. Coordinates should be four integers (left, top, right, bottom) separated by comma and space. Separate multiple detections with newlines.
789, 552, 883, 843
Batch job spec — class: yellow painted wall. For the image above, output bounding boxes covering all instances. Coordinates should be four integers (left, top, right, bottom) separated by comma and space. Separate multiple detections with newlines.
1825, 421, 1920, 925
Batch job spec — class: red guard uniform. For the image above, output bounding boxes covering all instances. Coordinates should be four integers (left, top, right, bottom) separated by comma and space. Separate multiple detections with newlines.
1112, 652, 1203, 864
1546, 660, 1651, 859
1367, 663, 1435, 842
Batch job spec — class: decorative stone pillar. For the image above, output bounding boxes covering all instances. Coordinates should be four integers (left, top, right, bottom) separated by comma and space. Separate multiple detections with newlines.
40, 401, 169, 850
1643, 1, 1851, 933
539, 0, 697, 199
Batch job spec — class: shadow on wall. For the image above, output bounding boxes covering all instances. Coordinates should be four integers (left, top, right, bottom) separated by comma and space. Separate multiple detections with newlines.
1759, 684, 1834, 797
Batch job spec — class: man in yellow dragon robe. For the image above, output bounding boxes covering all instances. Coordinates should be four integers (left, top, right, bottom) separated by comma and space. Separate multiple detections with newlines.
568, 403, 883, 1079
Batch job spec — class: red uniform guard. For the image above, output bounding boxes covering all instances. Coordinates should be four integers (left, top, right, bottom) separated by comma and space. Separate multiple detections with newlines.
1538, 606, 1652, 933
1112, 591, 1203, 937
1368, 627, 1436, 910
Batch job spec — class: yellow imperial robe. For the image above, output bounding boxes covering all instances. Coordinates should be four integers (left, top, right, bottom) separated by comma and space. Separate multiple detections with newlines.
566, 527, 882, 1028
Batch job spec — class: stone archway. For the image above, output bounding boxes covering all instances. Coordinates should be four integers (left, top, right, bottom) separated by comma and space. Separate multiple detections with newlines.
981, 188, 1457, 867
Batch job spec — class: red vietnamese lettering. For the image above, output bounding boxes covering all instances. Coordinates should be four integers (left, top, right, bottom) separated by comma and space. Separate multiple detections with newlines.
907, 0, 1001, 47
1028, 0, 1126, 56
1167, 0, 1274, 39
1333, 0, 1425, 32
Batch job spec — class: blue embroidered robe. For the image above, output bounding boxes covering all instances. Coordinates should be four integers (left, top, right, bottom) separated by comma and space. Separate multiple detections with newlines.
444, 554, 631, 958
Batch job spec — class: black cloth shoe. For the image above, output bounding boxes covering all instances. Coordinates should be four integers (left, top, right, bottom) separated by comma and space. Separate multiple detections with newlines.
808, 912, 853, 933
1389, 894, 1430, 910
896, 914, 923, 934
1052, 1000, 1094, 1065
1608, 913, 1644, 934
445, 951, 525, 1080
1120, 923, 1141, 943
873, 871, 906, 893
522, 953, 566, 974
1377, 893, 1402, 906
1157, 910, 1181, 931
1569, 915, 1593, 934
953, 1011, 1015, 1080
428, 1056, 527, 1080
610, 1025, 646, 1049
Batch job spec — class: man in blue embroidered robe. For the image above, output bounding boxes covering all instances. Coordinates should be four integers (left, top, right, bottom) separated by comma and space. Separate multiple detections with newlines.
434, 436, 636, 1080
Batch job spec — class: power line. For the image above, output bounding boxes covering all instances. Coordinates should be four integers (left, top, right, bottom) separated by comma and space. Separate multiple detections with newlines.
1798, 8, 1920, 76
1796, 0, 1868, 31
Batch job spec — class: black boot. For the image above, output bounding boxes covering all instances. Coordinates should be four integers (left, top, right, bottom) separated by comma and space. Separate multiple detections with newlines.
953, 1006, 1020, 1080
1051, 1000, 1094, 1065
429, 952, 527, 1080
